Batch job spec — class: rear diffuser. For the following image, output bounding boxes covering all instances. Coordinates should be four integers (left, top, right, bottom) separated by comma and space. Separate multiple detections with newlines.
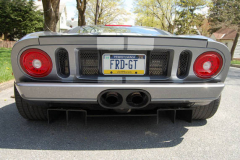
47, 108, 193, 125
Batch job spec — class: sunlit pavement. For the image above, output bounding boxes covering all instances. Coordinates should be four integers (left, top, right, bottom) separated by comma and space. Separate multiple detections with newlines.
0, 67, 239, 160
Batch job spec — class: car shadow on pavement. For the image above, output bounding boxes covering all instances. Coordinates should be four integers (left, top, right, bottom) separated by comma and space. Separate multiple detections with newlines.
0, 103, 207, 150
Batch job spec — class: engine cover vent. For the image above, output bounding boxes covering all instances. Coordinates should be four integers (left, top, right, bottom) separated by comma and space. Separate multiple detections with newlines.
79, 50, 99, 75
149, 50, 170, 76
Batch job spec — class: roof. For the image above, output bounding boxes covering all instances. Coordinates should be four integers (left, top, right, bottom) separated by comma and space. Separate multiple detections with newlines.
213, 28, 237, 40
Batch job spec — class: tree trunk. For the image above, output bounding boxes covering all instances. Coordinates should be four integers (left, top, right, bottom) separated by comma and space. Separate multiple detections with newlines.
95, 0, 99, 25
42, 0, 60, 32
231, 33, 239, 60
3, 33, 8, 41
78, 10, 86, 26
76, 0, 87, 26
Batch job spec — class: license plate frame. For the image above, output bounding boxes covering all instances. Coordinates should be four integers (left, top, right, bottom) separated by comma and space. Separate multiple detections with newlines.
102, 53, 146, 75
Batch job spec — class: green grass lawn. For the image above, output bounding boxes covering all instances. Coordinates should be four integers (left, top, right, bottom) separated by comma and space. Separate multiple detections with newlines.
231, 60, 240, 65
0, 48, 14, 83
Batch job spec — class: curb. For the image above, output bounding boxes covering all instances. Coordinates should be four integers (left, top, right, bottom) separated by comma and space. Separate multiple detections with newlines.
0, 80, 14, 92
230, 64, 240, 68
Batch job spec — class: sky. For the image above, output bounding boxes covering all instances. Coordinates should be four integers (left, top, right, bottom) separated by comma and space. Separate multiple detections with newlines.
60, 0, 77, 19
123, 0, 135, 25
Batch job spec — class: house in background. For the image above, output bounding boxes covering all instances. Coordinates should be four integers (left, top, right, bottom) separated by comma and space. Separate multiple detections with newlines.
210, 28, 237, 51
35, 0, 70, 33
234, 38, 240, 59
67, 18, 78, 29
57, 4, 71, 32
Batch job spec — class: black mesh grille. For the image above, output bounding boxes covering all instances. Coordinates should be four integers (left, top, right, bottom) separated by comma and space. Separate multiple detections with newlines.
56, 49, 70, 77
177, 51, 191, 78
79, 50, 99, 75
149, 50, 170, 76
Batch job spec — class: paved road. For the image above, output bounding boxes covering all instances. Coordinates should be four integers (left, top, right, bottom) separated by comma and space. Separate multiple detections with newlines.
0, 67, 240, 160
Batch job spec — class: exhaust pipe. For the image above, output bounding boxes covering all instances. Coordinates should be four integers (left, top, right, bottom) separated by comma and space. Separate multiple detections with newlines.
105, 92, 120, 105
99, 91, 123, 107
127, 91, 149, 107
98, 90, 150, 109
129, 92, 144, 105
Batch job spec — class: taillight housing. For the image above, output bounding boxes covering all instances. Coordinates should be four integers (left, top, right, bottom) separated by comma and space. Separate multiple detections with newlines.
193, 51, 223, 79
20, 49, 52, 77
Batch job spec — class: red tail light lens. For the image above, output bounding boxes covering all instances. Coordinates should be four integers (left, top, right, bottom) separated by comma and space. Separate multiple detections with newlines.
193, 51, 223, 79
20, 49, 52, 77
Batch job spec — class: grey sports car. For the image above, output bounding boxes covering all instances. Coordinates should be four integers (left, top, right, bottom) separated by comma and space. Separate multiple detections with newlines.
11, 25, 231, 121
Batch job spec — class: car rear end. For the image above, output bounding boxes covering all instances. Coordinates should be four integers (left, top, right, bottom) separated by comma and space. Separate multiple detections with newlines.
11, 26, 231, 120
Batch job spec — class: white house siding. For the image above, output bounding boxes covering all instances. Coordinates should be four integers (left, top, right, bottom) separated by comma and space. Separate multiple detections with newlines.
219, 40, 233, 51
60, 7, 67, 26
210, 35, 233, 51
59, 6, 70, 32
234, 38, 240, 59
210, 34, 216, 40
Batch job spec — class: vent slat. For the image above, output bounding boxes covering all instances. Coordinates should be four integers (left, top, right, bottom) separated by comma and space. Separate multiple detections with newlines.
56, 49, 70, 78
177, 51, 191, 78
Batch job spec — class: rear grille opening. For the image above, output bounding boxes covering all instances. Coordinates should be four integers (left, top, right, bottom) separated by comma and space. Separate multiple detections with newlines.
79, 50, 99, 75
149, 50, 170, 76
56, 48, 70, 78
177, 51, 191, 78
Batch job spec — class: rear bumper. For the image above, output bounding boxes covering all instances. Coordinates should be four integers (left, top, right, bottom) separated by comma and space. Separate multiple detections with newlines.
16, 82, 224, 105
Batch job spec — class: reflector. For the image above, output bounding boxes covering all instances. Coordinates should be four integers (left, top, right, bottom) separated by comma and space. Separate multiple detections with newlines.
32, 59, 42, 68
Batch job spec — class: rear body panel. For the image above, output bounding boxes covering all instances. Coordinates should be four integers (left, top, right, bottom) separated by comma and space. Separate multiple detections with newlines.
16, 82, 224, 106
11, 27, 231, 110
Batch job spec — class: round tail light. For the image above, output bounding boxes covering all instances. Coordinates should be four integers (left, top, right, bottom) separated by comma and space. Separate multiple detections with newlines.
193, 51, 223, 79
20, 49, 52, 77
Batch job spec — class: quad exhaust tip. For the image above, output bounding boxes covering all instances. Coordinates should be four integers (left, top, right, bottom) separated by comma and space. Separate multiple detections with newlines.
130, 92, 144, 104
105, 92, 121, 105
99, 91, 123, 107
98, 90, 151, 109
126, 92, 149, 107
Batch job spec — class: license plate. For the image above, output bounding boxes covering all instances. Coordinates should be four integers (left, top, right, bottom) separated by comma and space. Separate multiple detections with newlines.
102, 53, 146, 75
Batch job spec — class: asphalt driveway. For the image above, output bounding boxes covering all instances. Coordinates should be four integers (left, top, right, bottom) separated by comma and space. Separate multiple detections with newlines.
0, 67, 240, 159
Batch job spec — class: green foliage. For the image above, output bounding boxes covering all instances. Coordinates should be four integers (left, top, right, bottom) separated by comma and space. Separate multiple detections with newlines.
208, 0, 240, 34
134, 0, 177, 33
0, 48, 13, 83
86, 0, 130, 25
174, 0, 206, 35
0, 0, 43, 40
133, 0, 206, 35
